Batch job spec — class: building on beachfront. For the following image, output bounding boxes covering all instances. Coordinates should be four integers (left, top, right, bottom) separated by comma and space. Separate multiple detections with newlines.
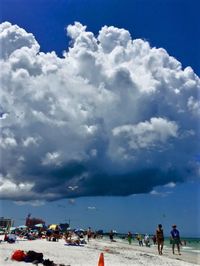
0, 217, 14, 229
25, 213, 45, 228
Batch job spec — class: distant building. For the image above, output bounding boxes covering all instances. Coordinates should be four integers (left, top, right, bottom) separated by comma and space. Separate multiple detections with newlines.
0, 217, 14, 228
25, 214, 45, 228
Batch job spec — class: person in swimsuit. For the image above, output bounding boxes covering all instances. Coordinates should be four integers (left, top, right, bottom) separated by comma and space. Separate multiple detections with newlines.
156, 224, 164, 255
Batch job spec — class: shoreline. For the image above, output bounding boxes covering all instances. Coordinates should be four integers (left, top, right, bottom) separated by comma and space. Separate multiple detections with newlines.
0, 236, 199, 265
110, 239, 200, 265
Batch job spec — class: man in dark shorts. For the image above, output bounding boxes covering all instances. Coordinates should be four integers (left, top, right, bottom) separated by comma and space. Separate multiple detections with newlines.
171, 224, 181, 255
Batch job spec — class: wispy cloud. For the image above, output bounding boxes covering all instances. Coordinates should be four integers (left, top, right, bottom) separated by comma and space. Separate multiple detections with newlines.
14, 200, 45, 207
164, 182, 176, 188
150, 190, 172, 197
87, 206, 97, 210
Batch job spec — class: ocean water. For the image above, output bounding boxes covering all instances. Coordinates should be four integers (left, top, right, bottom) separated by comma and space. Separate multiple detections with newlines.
168, 237, 200, 254
116, 234, 200, 254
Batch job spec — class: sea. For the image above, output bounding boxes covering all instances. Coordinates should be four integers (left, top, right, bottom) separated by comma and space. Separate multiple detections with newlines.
164, 237, 200, 254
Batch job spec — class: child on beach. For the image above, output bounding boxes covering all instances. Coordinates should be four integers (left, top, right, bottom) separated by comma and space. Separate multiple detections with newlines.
156, 224, 164, 255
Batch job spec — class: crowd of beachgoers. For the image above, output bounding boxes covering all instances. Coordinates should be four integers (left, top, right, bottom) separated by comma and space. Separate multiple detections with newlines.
1, 224, 104, 245
0, 224, 186, 250
0, 224, 199, 265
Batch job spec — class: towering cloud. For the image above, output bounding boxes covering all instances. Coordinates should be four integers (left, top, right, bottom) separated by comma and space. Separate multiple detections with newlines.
0, 22, 199, 202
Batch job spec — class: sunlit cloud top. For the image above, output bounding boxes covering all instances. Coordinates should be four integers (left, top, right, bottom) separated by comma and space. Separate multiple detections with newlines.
0, 21, 199, 202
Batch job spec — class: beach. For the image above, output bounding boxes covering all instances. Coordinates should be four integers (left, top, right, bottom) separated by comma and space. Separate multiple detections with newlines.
0, 236, 199, 266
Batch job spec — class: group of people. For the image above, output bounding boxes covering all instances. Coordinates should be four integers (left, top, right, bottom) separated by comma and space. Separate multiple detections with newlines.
46, 226, 61, 242
4, 223, 183, 256
155, 224, 182, 255
126, 224, 182, 256
134, 233, 150, 247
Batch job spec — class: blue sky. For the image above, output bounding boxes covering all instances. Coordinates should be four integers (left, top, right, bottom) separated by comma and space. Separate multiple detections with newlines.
1, 0, 200, 74
0, 0, 200, 237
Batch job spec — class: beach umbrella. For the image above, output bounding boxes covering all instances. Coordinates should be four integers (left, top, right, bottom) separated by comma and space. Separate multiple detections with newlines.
9, 227, 16, 231
18, 225, 27, 229
75, 228, 84, 232
49, 224, 58, 230
35, 223, 44, 228
31, 229, 38, 232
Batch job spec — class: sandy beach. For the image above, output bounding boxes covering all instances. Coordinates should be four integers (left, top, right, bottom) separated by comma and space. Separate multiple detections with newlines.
0, 236, 199, 266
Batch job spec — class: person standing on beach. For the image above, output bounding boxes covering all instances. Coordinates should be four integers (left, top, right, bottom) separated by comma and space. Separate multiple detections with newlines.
87, 227, 92, 242
156, 224, 164, 255
109, 230, 114, 241
171, 224, 181, 255
137, 234, 143, 246
152, 235, 157, 245
144, 234, 150, 247
127, 231, 132, 244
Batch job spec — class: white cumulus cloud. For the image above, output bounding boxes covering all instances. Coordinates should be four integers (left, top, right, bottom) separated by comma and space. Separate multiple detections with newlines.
0, 21, 199, 202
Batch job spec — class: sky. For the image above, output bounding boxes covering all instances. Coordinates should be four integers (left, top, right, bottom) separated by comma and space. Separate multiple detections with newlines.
0, 0, 200, 237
